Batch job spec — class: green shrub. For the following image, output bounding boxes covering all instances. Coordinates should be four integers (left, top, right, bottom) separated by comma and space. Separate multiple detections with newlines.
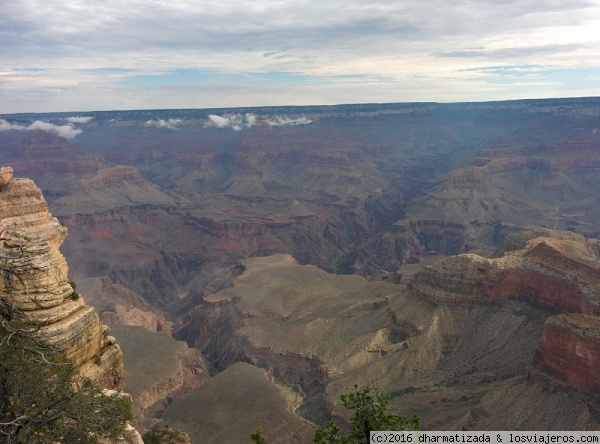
0, 323, 133, 443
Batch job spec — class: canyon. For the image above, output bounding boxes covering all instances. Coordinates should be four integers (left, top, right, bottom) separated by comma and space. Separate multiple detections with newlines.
1, 98, 600, 442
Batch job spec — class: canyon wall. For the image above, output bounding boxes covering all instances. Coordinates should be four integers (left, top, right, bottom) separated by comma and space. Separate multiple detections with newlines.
0, 166, 124, 389
534, 314, 600, 393
408, 229, 600, 397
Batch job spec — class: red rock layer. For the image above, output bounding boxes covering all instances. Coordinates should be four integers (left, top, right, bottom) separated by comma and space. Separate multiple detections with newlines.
534, 314, 600, 392
410, 232, 600, 315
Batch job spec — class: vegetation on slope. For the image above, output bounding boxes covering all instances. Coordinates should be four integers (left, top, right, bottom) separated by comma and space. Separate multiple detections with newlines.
0, 248, 133, 443
252, 383, 419, 444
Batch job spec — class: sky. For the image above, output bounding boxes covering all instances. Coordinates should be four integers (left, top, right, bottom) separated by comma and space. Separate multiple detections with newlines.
1, 0, 600, 113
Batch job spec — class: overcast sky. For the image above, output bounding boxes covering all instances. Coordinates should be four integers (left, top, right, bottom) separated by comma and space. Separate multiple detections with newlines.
1, 0, 600, 113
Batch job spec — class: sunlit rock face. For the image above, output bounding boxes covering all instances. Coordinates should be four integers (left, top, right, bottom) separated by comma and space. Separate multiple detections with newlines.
408, 229, 600, 395
409, 230, 600, 315
0, 169, 124, 390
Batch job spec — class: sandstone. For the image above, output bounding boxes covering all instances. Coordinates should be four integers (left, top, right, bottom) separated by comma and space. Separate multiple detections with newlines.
534, 314, 600, 392
410, 230, 600, 315
79, 276, 170, 332
445, 167, 489, 191
174, 252, 598, 433
0, 166, 13, 189
12, 131, 103, 175
0, 172, 124, 389
409, 230, 600, 395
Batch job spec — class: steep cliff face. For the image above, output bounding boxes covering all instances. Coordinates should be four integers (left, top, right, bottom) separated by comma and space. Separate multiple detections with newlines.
0, 168, 124, 390
410, 230, 600, 314
409, 229, 600, 394
534, 314, 600, 393
81, 276, 171, 332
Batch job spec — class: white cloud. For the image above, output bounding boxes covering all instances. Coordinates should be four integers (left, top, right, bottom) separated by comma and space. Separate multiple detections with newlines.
266, 116, 313, 127
66, 116, 94, 123
143, 118, 182, 129
0, 118, 82, 138
207, 115, 232, 128
205, 113, 257, 130
1, 0, 600, 112
245, 113, 257, 127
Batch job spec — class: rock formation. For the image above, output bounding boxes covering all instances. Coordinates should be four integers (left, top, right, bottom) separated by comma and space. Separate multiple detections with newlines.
3, 99, 600, 438
173, 252, 600, 435
0, 168, 124, 388
80, 276, 171, 332
0, 166, 146, 442
0, 166, 13, 189
534, 313, 600, 392
409, 229, 600, 397
7, 131, 104, 198
110, 324, 208, 430
51, 165, 178, 215
409, 229, 600, 314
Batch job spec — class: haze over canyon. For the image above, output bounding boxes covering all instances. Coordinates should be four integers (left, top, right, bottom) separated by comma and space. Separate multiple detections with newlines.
1, 98, 600, 442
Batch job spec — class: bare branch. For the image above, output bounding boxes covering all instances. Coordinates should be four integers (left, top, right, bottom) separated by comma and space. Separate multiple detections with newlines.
0, 416, 27, 427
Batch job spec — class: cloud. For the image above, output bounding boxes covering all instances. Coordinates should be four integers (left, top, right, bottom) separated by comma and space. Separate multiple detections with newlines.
266, 116, 313, 127
207, 115, 232, 128
143, 118, 182, 129
436, 44, 585, 59
66, 116, 94, 123
0, 119, 82, 138
1, 0, 600, 112
245, 113, 257, 127
204, 113, 311, 130
205, 113, 257, 131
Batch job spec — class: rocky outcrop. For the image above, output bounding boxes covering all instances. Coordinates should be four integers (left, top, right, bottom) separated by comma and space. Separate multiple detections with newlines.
111, 325, 209, 429
0, 166, 13, 188
77, 166, 151, 189
81, 276, 170, 332
408, 254, 494, 306
410, 230, 600, 314
445, 167, 490, 191
0, 170, 124, 390
51, 166, 177, 215
12, 131, 103, 174
534, 314, 600, 392
409, 230, 600, 395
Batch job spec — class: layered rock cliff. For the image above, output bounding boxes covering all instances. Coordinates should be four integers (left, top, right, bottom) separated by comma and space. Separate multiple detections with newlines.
173, 252, 600, 434
52, 165, 178, 215
409, 229, 600, 314
0, 166, 124, 389
409, 229, 600, 395
9, 131, 104, 198
12, 131, 104, 175
534, 314, 600, 393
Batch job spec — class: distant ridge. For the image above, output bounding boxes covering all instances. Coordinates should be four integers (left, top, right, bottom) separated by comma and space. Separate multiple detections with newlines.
5, 96, 600, 119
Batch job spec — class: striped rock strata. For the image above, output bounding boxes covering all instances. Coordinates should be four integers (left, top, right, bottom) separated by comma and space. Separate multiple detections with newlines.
0, 169, 124, 390
409, 229, 600, 392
